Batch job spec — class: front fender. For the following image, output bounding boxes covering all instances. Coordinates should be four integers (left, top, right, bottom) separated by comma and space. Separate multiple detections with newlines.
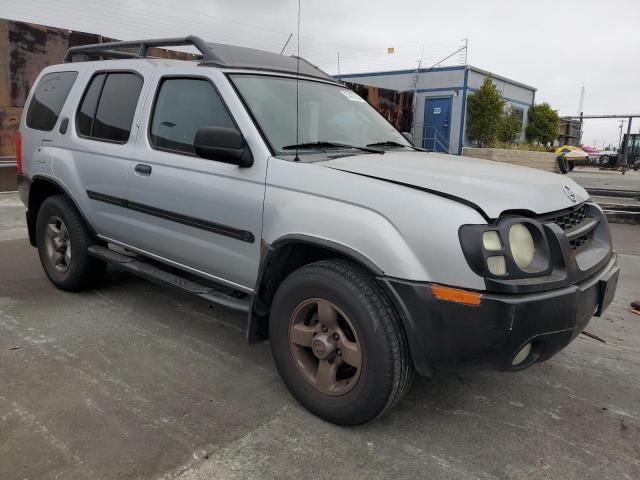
263, 158, 487, 289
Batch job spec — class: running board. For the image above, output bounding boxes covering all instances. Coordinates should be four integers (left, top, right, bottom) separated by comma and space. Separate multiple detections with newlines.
88, 245, 250, 313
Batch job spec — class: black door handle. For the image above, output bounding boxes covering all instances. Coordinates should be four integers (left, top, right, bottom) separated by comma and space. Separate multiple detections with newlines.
59, 117, 69, 134
135, 164, 152, 175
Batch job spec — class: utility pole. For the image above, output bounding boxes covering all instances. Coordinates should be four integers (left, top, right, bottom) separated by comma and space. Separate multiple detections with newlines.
619, 120, 627, 146
577, 86, 585, 145
410, 44, 425, 142
464, 38, 468, 64
621, 116, 633, 174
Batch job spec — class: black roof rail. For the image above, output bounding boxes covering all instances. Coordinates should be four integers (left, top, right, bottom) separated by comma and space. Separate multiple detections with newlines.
63, 35, 224, 63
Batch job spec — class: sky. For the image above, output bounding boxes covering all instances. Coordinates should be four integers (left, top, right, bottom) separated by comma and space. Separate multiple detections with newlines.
3, 0, 639, 148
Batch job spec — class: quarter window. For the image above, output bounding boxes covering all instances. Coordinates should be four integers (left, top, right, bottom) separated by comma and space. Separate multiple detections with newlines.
76, 72, 143, 143
77, 74, 105, 137
26, 71, 78, 131
150, 78, 235, 154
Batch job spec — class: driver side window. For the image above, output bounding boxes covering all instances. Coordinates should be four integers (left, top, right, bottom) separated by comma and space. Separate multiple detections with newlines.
150, 78, 234, 155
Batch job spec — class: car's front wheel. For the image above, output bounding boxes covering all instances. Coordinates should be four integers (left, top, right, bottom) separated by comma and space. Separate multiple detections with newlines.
269, 260, 414, 425
36, 195, 106, 291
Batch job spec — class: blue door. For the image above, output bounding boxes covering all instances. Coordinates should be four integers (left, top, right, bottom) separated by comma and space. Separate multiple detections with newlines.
423, 97, 452, 152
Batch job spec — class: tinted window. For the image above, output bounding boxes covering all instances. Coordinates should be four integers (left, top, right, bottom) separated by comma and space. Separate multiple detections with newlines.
26, 71, 78, 131
150, 78, 235, 154
93, 73, 143, 142
77, 73, 105, 137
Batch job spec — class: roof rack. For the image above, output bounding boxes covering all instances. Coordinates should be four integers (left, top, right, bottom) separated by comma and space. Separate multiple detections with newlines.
63, 36, 223, 63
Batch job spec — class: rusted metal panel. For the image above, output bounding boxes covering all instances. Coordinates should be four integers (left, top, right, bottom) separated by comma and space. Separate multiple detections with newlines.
0, 106, 20, 156
0, 18, 202, 157
9, 21, 48, 107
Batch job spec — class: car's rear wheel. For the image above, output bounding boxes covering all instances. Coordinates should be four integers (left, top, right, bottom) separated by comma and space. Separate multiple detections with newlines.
269, 260, 414, 425
36, 195, 106, 291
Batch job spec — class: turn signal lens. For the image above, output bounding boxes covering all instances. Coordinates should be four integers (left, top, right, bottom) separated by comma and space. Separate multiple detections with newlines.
482, 231, 502, 251
431, 284, 481, 306
487, 255, 507, 276
509, 224, 535, 270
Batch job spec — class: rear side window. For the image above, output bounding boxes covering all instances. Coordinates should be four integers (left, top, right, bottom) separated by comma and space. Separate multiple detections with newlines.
150, 78, 235, 154
76, 72, 143, 143
26, 71, 78, 131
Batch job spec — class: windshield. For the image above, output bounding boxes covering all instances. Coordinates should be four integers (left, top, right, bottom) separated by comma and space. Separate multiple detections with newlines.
230, 74, 411, 156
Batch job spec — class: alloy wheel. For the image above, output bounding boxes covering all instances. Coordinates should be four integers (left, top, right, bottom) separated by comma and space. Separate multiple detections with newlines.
44, 216, 71, 273
288, 298, 363, 395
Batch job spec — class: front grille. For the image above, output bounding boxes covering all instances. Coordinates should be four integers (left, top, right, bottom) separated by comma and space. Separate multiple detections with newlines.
569, 230, 594, 250
548, 204, 587, 231
539, 203, 595, 251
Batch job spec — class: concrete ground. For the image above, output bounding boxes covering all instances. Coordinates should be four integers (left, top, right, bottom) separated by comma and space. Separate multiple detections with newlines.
569, 167, 640, 192
1, 191, 639, 480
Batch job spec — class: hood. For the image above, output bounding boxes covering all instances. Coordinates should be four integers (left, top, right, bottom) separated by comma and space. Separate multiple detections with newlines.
320, 150, 589, 219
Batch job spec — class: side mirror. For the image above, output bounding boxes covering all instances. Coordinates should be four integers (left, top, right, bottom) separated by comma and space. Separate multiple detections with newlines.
194, 127, 253, 167
402, 132, 414, 145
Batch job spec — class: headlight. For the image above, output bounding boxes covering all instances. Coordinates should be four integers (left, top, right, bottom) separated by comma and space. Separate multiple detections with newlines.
459, 219, 550, 280
509, 224, 535, 270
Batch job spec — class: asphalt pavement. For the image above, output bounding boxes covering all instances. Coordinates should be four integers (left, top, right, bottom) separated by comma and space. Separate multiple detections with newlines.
1, 192, 639, 480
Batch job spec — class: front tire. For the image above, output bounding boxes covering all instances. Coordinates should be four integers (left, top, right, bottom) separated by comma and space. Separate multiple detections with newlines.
269, 260, 414, 425
36, 195, 106, 291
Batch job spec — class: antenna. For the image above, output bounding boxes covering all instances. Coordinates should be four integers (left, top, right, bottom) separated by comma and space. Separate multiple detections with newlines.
280, 33, 293, 55
294, 0, 301, 162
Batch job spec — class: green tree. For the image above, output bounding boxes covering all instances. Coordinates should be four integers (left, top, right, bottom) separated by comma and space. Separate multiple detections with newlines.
466, 77, 505, 146
497, 108, 523, 143
526, 103, 559, 145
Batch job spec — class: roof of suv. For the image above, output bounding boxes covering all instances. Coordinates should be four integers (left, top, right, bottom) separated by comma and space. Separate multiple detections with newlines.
63, 35, 338, 83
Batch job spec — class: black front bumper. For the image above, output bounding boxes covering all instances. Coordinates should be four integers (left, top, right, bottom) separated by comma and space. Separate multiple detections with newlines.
380, 254, 619, 377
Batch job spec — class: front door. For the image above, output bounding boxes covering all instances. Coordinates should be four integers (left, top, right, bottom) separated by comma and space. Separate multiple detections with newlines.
422, 97, 452, 153
125, 71, 268, 292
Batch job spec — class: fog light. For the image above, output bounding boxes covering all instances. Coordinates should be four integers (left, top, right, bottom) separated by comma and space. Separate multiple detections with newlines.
486, 256, 507, 275
512, 342, 532, 366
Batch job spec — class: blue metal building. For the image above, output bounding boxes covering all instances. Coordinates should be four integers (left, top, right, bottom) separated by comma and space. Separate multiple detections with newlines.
338, 65, 536, 154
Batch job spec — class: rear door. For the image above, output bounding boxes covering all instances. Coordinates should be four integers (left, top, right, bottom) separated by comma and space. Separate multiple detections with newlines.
20, 70, 79, 177
53, 65, 152, 240
125, 69, 268, 291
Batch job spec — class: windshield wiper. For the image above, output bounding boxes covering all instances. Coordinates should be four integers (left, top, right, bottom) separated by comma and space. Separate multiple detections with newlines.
282, 141, 384, 154
366, 141, 411, 149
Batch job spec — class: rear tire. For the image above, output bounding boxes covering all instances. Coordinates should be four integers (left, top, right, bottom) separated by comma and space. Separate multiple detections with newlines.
36, 195, 106, 291
568, 160, 575, 171
269, 259, 414, 425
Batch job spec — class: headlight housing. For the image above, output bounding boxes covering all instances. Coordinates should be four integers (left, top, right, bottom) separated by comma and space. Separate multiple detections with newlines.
459, 218, 551, 279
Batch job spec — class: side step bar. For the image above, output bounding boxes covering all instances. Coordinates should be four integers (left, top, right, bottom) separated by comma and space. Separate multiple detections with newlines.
88, 245, 250, 313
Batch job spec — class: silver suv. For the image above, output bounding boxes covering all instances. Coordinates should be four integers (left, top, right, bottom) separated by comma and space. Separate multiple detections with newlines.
17, 36, 619, 425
